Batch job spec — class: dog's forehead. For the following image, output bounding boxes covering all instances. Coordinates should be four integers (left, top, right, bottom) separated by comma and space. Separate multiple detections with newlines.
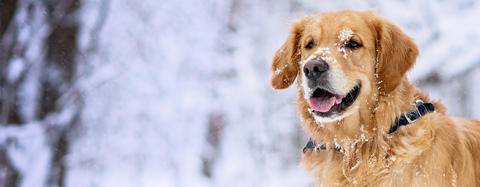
304, 12, 370, 36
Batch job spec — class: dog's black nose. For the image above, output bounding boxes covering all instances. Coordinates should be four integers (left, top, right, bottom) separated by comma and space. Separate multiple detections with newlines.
303, 59, 329, 80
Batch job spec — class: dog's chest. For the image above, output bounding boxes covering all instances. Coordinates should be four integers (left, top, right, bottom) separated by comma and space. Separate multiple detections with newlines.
304, 151, 456, 186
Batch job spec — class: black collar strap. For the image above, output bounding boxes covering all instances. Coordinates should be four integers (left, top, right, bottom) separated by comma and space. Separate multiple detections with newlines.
303, 138, 343, 153
387, 100, 435, 134
303, 138, 325, 153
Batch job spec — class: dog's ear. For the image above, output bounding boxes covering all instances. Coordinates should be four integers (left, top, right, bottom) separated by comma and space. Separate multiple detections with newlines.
271, 21, 303, 89
369, 14, 419, 94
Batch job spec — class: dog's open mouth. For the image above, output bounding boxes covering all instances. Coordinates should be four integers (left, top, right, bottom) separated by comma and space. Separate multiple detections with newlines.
309, 83, 361, 117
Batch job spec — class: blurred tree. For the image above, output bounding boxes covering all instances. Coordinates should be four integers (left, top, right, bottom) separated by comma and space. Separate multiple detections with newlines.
202, 112, 225, 177
0, 0, 82, 187
1, 0, 21, 186
0, 147, 18, 187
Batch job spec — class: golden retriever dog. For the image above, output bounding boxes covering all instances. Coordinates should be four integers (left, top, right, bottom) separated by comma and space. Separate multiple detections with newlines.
270, 10, 480, 186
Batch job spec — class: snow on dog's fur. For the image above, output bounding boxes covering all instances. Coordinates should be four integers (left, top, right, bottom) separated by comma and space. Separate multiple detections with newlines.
270, 10, 480, 186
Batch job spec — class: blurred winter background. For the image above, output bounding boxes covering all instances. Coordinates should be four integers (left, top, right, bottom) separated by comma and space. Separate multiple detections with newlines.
1, 0, 480, 187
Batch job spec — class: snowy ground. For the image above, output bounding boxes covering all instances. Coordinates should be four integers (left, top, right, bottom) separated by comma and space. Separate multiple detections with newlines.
2, 0, 479, 187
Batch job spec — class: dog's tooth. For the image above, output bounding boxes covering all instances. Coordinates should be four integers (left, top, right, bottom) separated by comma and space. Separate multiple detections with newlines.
335, 96, 343, 104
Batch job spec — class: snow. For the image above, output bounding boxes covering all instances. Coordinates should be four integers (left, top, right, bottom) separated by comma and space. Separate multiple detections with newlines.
274, 64, 289, 75
7, 58, 25, 83
301, 48, 334, 67
338, 28, 353, 44
337, 28, 353, 58
69, 0, 307, 186
0, 123, 50, 187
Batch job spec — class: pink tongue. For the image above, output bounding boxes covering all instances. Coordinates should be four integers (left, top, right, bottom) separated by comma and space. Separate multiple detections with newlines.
309, 95, 342, 113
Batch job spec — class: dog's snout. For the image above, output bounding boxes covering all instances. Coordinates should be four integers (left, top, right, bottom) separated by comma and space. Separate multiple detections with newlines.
303, 59, 329, 80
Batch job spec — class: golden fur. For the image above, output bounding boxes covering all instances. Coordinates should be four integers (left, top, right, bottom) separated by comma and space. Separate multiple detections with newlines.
270, 10, 480, 186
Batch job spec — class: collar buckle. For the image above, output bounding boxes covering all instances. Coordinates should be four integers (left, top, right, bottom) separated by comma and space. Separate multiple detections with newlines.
405, 106, 421, 123
404, 113, 418, 123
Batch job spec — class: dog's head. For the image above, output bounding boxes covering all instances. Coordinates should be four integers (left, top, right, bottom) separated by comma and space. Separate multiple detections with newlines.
271, 10, 418, 125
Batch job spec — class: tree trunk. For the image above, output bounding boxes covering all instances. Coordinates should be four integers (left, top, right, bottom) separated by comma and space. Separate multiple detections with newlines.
0, 0, 81, 186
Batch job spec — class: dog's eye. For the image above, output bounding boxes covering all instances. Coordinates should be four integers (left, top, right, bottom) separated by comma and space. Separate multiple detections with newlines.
346, 40, 361, 49
305, 40, 315, 49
